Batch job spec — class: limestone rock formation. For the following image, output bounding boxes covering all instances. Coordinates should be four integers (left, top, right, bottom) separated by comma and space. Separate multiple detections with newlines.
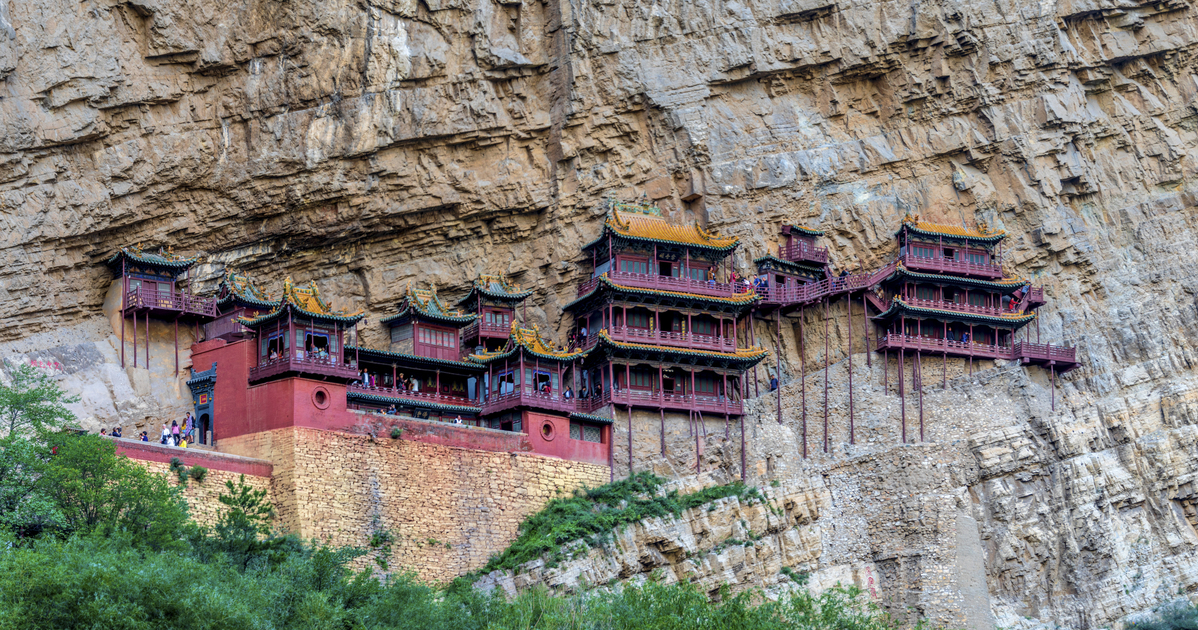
3, 0, 1198, 627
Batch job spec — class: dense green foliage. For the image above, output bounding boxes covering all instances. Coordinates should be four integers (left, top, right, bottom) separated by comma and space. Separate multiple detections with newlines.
0, 532, 898, 630
0, 364, 926, 629
1127, 602, 1198, 630
0, 360, 78, 436
477, 472, 766, 575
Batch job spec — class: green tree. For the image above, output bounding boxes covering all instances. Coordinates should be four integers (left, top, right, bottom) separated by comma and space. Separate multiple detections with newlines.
42, 433, 191, 550
0, 361, 78, 437
0, 435, 64, 538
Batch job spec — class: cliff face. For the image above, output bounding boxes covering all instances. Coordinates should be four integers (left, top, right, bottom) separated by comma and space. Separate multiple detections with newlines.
3, 0, 1198, 627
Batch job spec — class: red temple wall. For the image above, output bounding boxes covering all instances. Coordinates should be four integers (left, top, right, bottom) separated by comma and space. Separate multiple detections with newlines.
522, 411, 611, 467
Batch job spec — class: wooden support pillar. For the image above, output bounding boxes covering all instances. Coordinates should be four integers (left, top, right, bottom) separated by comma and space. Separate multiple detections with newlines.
627, 405, 633, 474
848, 295, 854, 445
884, 348, 888, 394
775, 309, 782, 424
660, 408, 665, 457
864, 293, 870, 368
1050, 362, 1056, 411
173, 317, 179, 375
723, 373, 730, 438
739, 413, 746, 482
917, 351, 924, 442
145, 312, 150, 368
969, 324, 974, 375
132, 306, 137, 368
899, 348, 906, 443
799, 307, 807, 458
695, 411, 703, 473
823, 296, 829, 454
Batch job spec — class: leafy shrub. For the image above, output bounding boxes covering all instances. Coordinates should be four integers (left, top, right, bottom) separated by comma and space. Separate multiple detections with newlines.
1127, 602, 1198, 630
390, 426, 403, 439
474, 472, 765, 575
189, 465, 208, 483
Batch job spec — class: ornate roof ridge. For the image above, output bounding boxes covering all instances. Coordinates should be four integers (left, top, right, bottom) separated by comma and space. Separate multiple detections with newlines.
107, 244, 199, 270
218, 270, 275, 307
468, 322, 589, 363
888, 296, 1037, 322
597, 330, 769, 359
899, 214, 1005, 242
238, 277, 364, 326
890, 263, 1029, 289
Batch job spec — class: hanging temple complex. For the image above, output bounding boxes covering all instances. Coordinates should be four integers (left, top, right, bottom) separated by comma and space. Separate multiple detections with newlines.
108, 200, 1077, 472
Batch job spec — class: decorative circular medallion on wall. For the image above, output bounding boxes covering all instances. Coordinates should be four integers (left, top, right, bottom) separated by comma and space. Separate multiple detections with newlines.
311, 387, 331, 410
540, 421, 556, 441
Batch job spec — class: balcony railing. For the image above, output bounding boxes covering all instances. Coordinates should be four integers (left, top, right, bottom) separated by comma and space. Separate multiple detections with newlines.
581, 389, 743, 415
900, 253, 1003, 279
901, 297, 1012, 318
781, 242, 829, 265
248, 354, 360, 383
482, 389, 579, 415
1026, 287, 1045, 304
1012, 341, 1076, 364
124, 288, 217, 318
461, 320, 513, 341
578, 271, 753, 299
348, 384, 479, 409
580, 326, 736, 352
875, 333, 1012, 360
202, 315, 251, 341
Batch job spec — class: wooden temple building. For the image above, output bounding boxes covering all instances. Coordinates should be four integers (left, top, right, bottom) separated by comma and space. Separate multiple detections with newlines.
565, 200, 768, 473
121, 204, 1079, 475
108, 245, 217, 373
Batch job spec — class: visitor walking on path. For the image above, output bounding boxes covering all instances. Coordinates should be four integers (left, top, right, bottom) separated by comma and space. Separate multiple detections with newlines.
171, 420, 180, 446
160, 423, 170, 445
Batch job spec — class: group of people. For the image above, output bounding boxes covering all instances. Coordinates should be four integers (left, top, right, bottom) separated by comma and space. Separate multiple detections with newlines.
359, 371, 418, 392
97, 412, 198, 448
158, 413, 197, 448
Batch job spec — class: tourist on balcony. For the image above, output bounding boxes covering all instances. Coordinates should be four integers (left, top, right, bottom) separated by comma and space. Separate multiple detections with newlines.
541, 382, 551, 394
387, 405, 398, 415
580, 325, 589, 339
962, 332, 970, 344
564, 386, 573, 399
270, 349, 279, 360
453, 416, 463, 425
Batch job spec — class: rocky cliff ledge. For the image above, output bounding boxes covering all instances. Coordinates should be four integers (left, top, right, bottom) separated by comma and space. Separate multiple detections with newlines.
2, 0, 1197, 627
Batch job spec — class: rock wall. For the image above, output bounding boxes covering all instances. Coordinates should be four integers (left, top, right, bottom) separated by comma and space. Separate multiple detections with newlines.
4, 0, 1198, 625
219, 426, 609, 581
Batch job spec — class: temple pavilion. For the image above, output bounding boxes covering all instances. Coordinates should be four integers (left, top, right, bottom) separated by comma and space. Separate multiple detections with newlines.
346, 285, 485, 422
457, 274, 534, 353
237, 278, 363, 384
564, 199, 767, 459
107, 245, 217, 371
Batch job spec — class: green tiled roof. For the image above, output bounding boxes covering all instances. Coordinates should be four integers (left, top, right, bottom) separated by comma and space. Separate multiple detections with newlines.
384, 286, 477, 326
346, 390, 481, 414
569, 412, 614, 426
348, 345, 485, 372
874, 297, 1036, 327
457, 274, 534, 306
882, 265, 1028, 294
107, 245, 198, 275
564, 274, 759, 312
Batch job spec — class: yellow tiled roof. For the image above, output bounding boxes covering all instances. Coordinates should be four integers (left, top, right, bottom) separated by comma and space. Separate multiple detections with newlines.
604, 276, 759, 304
468, 322, 587, 362
408, 286, 470, 319
901, 214, 1005, 240
608, 208, 739, 250
598, 330, 769, 359
282, 277, 363, 318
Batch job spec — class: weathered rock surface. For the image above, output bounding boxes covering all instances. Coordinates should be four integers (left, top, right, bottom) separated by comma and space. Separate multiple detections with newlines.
3, 0, 1198, 627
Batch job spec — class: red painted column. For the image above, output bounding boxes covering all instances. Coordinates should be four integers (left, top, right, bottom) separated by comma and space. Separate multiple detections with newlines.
848, 296, 854, 445
775, 309, 782, 424
145, 312, 150, 368
863, 293, 870, 368
917, 350, 924, 442
174, 317, 179, 375
132, 304, 138, 368
799, 307, 806, 458
823, 297, 829, 454
899, 347, 906, 443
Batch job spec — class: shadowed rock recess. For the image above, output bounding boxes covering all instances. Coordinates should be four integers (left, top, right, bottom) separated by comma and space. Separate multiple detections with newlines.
3, 0, 1198, 627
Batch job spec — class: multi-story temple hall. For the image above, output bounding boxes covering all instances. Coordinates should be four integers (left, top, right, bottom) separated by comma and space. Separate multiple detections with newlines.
106, 202, 1081, 482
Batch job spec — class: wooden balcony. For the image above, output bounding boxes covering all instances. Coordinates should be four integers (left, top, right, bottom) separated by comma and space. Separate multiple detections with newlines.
781, 242, 829, 266
900, 253, 1003, 279
1013, 341, 1078, 370
875, 333, 1012, 360
757, 273, 875, 306
482, 389, 579, 415
581, 389, 743, 416
901, 297, 1013, 318
348, 384, 479, 409
1026, 287, 1045, 306
461, 320, 513, 341
124, 288, 217, 319
578, 270, 753, 299
580, 326, 736, 353
202, 315, 251, 341
248, 354, 360, 383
